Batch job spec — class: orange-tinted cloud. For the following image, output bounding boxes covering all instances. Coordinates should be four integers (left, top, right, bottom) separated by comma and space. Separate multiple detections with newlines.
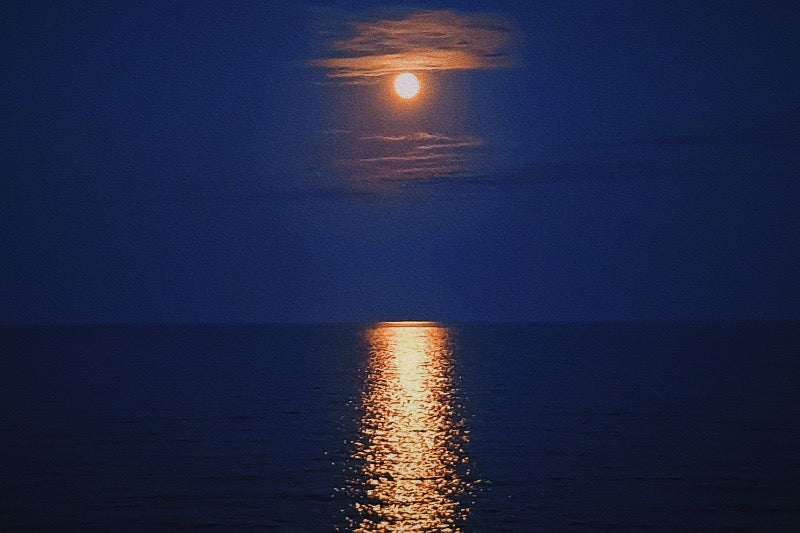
314, 10, 514, 80
342, 131, 483, 180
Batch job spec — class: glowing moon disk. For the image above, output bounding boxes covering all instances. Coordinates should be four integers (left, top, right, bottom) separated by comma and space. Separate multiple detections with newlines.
394, 72, 420, 99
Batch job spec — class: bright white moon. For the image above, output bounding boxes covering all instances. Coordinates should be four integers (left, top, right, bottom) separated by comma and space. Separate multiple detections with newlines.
394, 72, 420, 99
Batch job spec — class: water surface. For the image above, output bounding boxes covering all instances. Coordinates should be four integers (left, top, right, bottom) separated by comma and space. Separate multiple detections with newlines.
1, 322, 799, 530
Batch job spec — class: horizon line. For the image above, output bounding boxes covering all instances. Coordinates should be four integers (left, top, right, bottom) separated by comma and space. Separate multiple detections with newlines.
2, 318, 798, 328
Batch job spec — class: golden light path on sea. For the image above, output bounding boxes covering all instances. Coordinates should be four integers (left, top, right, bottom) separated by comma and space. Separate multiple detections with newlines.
345, 321, 473, 532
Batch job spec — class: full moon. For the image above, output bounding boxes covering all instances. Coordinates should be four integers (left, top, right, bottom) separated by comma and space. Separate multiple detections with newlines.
394, 72, 420, 99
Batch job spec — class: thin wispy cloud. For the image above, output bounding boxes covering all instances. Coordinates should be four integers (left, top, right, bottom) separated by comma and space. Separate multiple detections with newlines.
342, 132, 483, 180
314, 10, 515, 81
417, 140, 483, 151
361, 132, 457, 142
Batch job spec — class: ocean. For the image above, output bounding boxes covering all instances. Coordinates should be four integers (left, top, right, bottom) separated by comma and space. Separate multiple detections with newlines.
1, 322, 799, 530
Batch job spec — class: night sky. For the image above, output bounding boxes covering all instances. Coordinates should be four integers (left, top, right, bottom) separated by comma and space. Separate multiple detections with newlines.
3, 1, 799, 323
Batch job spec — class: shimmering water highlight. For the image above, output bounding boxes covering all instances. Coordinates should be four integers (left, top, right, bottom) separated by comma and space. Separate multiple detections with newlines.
344, 322, 473, 531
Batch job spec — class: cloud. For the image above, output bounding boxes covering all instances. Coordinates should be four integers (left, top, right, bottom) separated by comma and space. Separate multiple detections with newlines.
314, 10, 515, 80
342, 131, 483, 180
360, 132, 456, 142
584, 121, 800, 149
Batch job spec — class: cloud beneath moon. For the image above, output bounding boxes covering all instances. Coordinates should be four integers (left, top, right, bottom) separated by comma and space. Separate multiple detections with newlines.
342, 132, 483, 180
314, 10, 515, 81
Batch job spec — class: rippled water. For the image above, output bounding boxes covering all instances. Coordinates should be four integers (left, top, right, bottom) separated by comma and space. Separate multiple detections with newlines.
343, 323, 473, 531
1, 322, 799, 530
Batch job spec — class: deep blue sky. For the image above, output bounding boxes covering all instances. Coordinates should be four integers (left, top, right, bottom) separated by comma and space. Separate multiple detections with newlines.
2, 1, 799, 323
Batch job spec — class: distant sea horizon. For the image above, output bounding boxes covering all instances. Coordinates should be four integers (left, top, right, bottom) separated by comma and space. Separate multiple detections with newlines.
3, 318, 799, 326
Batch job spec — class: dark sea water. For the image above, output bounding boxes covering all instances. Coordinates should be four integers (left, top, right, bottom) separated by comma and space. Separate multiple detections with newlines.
1, 322, 799, 531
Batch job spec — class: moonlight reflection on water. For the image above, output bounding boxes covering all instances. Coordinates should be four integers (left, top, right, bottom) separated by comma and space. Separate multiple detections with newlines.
343, 322, 473, 532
